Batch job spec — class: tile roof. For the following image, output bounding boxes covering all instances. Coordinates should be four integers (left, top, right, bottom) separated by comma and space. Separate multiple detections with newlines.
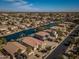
22, 37, 43, 47
35, 31, 50, 37
44, 29, 56, 33
3, 42, 26, 55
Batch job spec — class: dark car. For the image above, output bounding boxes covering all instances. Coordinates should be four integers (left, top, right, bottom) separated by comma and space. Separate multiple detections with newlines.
70, 33, 78, 37
64, 41, 71, 46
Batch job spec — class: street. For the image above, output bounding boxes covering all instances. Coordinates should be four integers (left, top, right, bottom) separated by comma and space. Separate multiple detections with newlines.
46, 25, 79, 59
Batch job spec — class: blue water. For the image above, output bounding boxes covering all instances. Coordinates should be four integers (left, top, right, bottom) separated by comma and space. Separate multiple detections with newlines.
3, 23, 56, 41
4, 28, 36, 41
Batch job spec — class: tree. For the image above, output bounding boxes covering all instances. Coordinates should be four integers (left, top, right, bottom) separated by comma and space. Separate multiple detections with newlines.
57, 29, 63, 36
46, 46, 51, 51
36, 27, 45, 31
73, 37, 79, 46
58, 55, 64, 59
26, 46, 32, 54
73, 19, 79, 24
0, 37, 6, 45
0, 37, 6, 52
69, 53, 76, 59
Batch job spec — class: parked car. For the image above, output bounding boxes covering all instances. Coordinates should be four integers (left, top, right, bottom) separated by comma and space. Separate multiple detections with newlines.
64, 41, 71, 46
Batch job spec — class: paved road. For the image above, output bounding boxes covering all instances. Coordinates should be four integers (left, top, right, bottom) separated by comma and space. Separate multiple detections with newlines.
46, 25, 79, 59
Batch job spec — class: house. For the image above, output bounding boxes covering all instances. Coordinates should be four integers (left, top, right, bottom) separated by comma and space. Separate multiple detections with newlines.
58, 24, 67, 32
34, 31, 51, 41
3, 42, 27, 59
51, 24, 66, 32
0, 26, 8, 31
22, 37, 46, 55
44, 29, 58, 38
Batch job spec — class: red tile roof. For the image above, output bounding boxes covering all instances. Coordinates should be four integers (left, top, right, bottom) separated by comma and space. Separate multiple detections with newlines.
22, 37, 43, 47
35, 31, 50, 37
44, 29, 56, 33
3, 42, 26, 55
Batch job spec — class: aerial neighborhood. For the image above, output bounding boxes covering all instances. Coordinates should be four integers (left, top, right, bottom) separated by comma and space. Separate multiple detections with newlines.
0, 12, 79, 59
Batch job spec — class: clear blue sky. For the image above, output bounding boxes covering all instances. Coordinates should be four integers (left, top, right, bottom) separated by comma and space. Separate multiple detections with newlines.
0, 0, 79, 12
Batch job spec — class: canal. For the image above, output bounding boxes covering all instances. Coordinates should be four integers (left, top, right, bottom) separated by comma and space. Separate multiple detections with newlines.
2, 23, 56, 41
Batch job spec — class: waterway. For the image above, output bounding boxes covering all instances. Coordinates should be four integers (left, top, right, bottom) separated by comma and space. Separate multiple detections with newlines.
2, 22, 56, 41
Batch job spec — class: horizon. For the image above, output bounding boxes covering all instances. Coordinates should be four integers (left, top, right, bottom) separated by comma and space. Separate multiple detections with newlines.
0, 0, 79, 12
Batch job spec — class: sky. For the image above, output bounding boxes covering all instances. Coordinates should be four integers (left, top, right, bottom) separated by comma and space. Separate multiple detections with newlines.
0, 0, 79, 12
